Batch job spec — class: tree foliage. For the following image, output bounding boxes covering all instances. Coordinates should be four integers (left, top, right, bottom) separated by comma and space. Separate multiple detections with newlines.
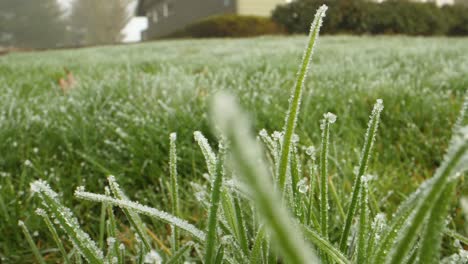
68, 0, 132, 46
0, 0, 67, 48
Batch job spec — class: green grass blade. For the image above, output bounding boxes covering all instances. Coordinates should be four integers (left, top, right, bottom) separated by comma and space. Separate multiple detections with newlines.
444, 228, 468, 246
166, 243, 194, 264
301, 225, 350, 264
211, 93, 319, 264
385, 129, 468, 264
417, 181, 457, 264
357, 175, 371, 264
169, 133, 180, 253
250, 227, 266, 264
98, 199, 106, 249
214, 245, 225, 264
339, 99, 384, 252
18, 220, 46, 264
105, 187, 121, 264
278, 5, 328, 191
107, 175, 153, 251
233, 194, 250, 256
204, 150, 224, 264
36, 209, 71, 264
31, 180, 104, 263
319, 113, 336, 239
75, 188, 206, 241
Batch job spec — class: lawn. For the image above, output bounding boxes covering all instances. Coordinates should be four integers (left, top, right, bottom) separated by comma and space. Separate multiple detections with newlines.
0, 35, 467, 262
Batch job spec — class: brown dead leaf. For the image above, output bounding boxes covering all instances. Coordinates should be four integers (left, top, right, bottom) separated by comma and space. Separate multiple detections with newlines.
58, 68, 77, 94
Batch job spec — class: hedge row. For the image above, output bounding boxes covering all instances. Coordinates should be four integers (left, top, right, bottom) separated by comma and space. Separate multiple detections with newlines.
272, 0, 468, 36
166, 15, 285, 38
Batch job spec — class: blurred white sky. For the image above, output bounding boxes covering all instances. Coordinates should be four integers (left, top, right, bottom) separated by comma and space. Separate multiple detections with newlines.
58, 0, 148, 42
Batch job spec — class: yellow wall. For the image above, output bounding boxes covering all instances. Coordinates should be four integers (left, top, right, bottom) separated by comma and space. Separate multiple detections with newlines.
237, 0, 287, 16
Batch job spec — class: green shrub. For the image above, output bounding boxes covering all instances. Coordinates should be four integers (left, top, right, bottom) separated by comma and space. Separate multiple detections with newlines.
167, 15, 285, 38
272, 0, 467, 36
442, 5, 468, 35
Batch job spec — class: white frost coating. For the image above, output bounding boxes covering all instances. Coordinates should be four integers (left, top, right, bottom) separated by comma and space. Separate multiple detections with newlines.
144, 250, 162, 264
74, 189, 206, 241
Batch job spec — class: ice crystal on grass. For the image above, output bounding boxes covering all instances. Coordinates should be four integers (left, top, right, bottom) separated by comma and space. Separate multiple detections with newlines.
74, 188, 206, 242
144, 250, 162, 264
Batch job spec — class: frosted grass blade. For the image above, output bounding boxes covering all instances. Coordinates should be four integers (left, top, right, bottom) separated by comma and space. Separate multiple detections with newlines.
74, 188, 206, 241
204, 151, 223, 263
166, 243, 194, 264
211, 93, 319, 264
339, 99, 384, 251
319, 112, 336, 239
385, 127, 468, 264
31, 180, 104, 263
107, 175, 153, 251
18, 220, 46, 264
301, 226, 350, 264
169, 133, 180, 253
357, 175, 371, 264
278, 5, 328, 191
36, 208, 71, 264
417, 182, 456, 264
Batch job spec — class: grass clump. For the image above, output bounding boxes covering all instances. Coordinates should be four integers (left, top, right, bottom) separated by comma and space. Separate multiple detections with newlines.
19, 5, 468, 263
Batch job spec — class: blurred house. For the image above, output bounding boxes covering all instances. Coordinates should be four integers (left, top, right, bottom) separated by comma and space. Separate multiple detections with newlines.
136, 0, 290, 39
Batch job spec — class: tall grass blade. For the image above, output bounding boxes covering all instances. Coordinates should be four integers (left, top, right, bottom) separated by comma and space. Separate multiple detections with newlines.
211, 93, 319, 264
169, 133, 180, 253
319, 112, 336, 239
31, 180, 104, 263
384, 126, 468, 264
166, 242, 194, 264
250, 227, 266, 264
339, 99, 384, 251
301, 225, 350, 264
36, 208, 71, 264
18, 220, 46, 264
417, 181, 456, 264
107, 175, 153, 251
278, 5, 328, 191
233, 194, 250, 256
357, 175, 371, 264
204, 150, 224, 263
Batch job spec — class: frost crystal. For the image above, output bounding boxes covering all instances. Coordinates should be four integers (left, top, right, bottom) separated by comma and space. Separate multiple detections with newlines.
323, 112, 337, 124
305, 146, 316, 157
24, 159, 33, 167
297, 178, 309, 194
259, 129, 268, 137
144, 250, 162, 264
